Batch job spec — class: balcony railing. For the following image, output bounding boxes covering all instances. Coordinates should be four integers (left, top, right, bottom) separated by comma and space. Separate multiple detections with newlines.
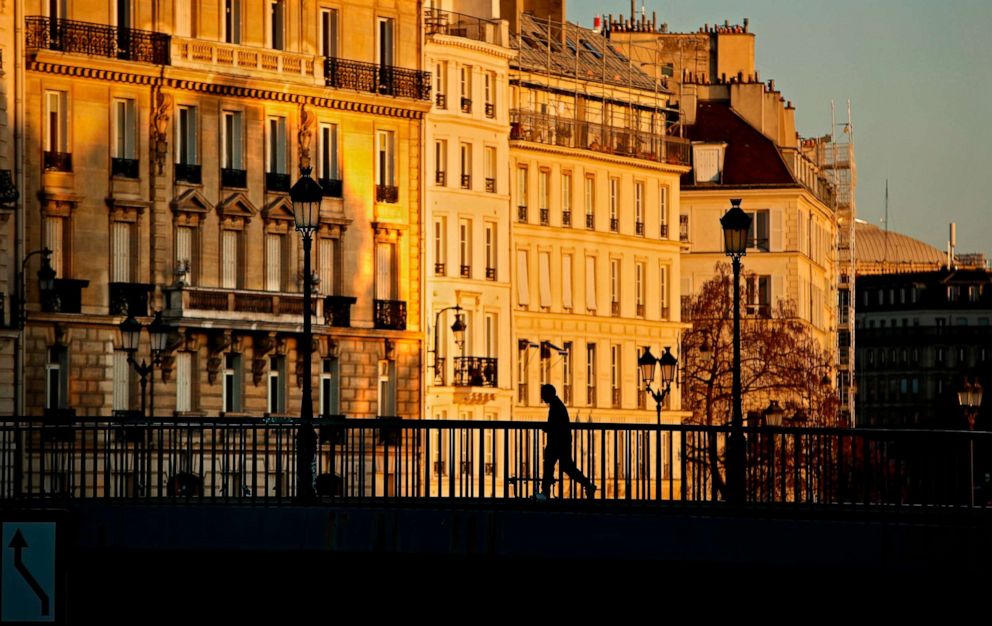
374, 299, 407, 330
452, 356, 497, 387
540, 209, 549, 225
172, 37, 315, 79
612, 389, 621, 408
434, 263, 446, 276
610, 218, 618, 232
109, 282, 153, 317
486, 267, 496, 281
26, 16, 171, 65
611, 301, 620, 317
165, 286, 321, 319
460, 265, 471, 278
43, 151, 72, 173
175, 163, 201, 184
635, 221, 644, 236
111, 158, 139, 179
42, 278, 89, 314
485, 177, 495, 193
636, 303, 645, 318
435, 170, 446, 186
517, 206, 528, 222
376, 185, 399, 203
265, 172, 290, 193
323, 295, 356, 328
324, 57, 431, 101
221, 168, 247, 189
461, 97, 472, 113
586, 214, 594, 229
319, 178, 342, 198
485, 103, 495, 118
509, 109, 691, 166
461, 174, 471, 189
562, 211, 571, 227
435, 93, 447, 109
424, 8, 504, 46
660, 223, 669, 239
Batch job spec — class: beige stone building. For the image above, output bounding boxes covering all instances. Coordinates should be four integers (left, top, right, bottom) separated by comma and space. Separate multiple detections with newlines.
423, 2, 515, 424
503, 4, 689, 431
4, 1, 429, 420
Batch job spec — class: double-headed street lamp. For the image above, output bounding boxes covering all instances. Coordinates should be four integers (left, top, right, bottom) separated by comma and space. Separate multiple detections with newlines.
118, 311, 170, 417
957, 377, 984, 507
721, 198, 753, 504
638, 346, 678, 425
290, 166, 324, 503
430, 305, 467, 383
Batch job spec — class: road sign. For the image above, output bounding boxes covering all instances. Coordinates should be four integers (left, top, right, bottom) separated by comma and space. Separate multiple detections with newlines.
1, 522, 56, 623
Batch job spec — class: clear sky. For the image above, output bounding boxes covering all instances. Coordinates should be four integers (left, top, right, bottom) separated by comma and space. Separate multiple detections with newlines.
569, 0, 992, 258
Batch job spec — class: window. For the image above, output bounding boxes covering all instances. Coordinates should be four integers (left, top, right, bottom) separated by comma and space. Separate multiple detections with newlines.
318, 123, 339, 182
746, 274, 772, 317
43, 216, 66, 278
434, 139, 447, 186
435, 61, 448, 108
46, 346, 68, 410
517, 342, 529, 404
516, 250, 530, 307
563, 342, 573, 405
659, 185, 669, 237
175, 351, 193, 412
561, 172, 572, 225
176, 105, 197, 165
539, 342, 550, 386
112, 350, 132, 412
375, 242, 397, 300
460, 143, 472, 189
584, 176, 595, 229
539, 170, 550, 210
317, 237, 337, 295
634, 182, 644, 235
610, 345, 621, 407
221, 110, 244, 170
585, 256, 597, 311
484, 313, 497, 358
539, 252, 551, 308
265, 233, 286, 291
692, 145, 723, 183
223, 353, 243, 413
320, 7, 339, 57
609, 178, 619, 231
175, 0, 197, 37
434, 217, 447, 275
377, 17, 394, 67
222, 229, 242, 289
610, 259, 620, 316
320, 358, 340, 416
484, 146, 496, 193
459, 219, 472, 277
659, 265, 669, 319
635, 262, 645, 317
562, 254, 573, 310
376, 130, 395, 187
224, 0, 242, 44
45, 90, 68, 154
268, 356, 286, 414
484, 223, 496, 280
266, 116, 287, 175
516, 167, 528, 219
747, 210, 770, 251
484, 71, 496, 117
112, 98, 138, 163
460, 65, 472, 111
377, 360, 396, 416
110, 221, 136, 283
268, 1, 285, 50
586, 343, 596, 406
175, 225, 197, 286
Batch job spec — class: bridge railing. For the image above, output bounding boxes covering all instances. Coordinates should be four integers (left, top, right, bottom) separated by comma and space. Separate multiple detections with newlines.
0, 418, 988, 508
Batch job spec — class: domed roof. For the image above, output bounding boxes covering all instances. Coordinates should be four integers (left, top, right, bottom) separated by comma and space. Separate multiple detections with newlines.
855, 221, 945, 274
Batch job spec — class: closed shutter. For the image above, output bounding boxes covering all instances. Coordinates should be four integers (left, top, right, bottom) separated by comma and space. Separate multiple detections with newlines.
516, 249, 530, 306
175, 226, 193, 284
266, 234, 281, 291
176, 352, 191, 412
111, 221, 131, 282
562, 254, 573, 309
113, 350, 130, 411
585, 256, 596, 311
376, 242, 393, 300
660, 265, 669, 317
771, 208, 783, 252
318, 238, 334, 295
773, 275, 784, 312
222, 230, 238, 288
538, 252, 551, 307
44, 217, 63, 277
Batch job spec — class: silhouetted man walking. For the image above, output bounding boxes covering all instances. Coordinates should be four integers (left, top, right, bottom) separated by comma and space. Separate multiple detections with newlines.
536, 384, 597, 501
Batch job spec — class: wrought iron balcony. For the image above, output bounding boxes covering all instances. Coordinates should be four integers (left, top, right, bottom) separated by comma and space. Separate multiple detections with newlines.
175, 163, 201, 184
43, 151, 72, 172
612, 388, 621, 408
461, 174, 471, 189
324, 57, 431, 100
435, 93, 447, 109
26, 16, 171, 65
424, 8, 504, 45
485, 103, 495, 118
609, 218, 618, 232
611, 301, 620, 317
517, 206, 527, 222
435, 170, 446, 186
660, 305, 670, 320
486, 267, 496, 281
461, 97, 472, 113
636, 303, 645, 318
586, 214, 594, 229
265, 172, 290, 193
323, 295, 356, 327
460, 265, 471, 278
485, 177, 495, 193
109, 282, 153, 316
42, 278, 90, 314
376, 185, 399, 203
319, 178, 342, 198
540, 209, 549, 225
660, 223, 669, 238
434, 262, 446, 276
0, 170, 17, 205
374, 299, 406, 330
111, 158, 139, 179
221, 168, 247, 188
164, 286, 321, 320
452, 356, 497, 387
562, 211, 571, 227
509, 109, 691, 165
635, 221, 644, 236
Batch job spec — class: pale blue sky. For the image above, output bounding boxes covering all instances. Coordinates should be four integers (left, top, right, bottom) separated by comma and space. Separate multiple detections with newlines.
570, 0, 992, 258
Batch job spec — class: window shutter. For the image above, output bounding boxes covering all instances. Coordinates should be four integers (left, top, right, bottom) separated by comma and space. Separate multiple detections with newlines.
772, 275, 784, 311
585, 256, 597, 311
113, 350, 130, 411
266, 234, 281, 291
176, 352, 191, 412
376, 243, 393, 300
516, 249, 530, 306
538, 252, 551, 308
771, 208, 783, 251
176, 226, 192, 282
45, 217, 63, 276
318, 238, 334, 295
111, 221, 131, 283
222, 230, 238, 288
562, 254, 573, 309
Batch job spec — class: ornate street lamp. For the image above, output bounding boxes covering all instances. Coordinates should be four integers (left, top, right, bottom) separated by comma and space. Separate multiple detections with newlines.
958, 377, 984, 506
290, 166, 324, 503
721, 198, 752, 504
430, 305, 466, 385
118, 311, 170, 418
763, 399, 785, 427
638, 346, 678, 425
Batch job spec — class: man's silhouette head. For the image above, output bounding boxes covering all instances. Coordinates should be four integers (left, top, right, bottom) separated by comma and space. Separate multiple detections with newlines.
540, 384, 557, 404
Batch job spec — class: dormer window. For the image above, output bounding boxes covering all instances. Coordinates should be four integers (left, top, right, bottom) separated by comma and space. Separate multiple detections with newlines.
692, 143, 727, 184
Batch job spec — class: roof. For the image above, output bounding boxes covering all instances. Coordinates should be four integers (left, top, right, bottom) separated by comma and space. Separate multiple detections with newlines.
855, 222, 946, 273
680, 101, 797, 187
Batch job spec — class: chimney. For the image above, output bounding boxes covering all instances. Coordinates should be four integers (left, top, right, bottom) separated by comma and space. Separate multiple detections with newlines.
949, 223, 957, 269
743, 17, 749, 32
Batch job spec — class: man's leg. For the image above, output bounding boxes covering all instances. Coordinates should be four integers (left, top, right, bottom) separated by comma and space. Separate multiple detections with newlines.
541, 445, 558, 497
559, 450, 591, 490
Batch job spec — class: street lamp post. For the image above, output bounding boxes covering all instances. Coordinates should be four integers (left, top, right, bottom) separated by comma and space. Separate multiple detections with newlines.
430, 305, 466, 384
118, 311, 170, 417
957, 377, 983, 507
290, 166, 324, 503
721, 198, 753, 504
638, 346, 678, 425
19, 248, 55, 328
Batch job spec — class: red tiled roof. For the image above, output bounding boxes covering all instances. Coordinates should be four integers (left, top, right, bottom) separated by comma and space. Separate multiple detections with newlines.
681, 101, 797, 187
